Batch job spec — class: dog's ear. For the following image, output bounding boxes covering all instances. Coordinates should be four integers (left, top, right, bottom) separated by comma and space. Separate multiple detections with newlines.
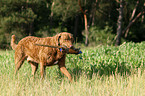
58, 35, 61, 46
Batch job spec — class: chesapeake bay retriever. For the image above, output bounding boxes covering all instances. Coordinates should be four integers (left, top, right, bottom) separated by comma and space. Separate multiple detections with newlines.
11, 32, 81, 81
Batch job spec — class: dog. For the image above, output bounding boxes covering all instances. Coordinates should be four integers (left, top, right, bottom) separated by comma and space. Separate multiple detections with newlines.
11, 32, 80, 81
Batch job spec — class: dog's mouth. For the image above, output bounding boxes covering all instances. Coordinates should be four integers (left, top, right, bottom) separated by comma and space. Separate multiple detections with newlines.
60, 45, 81, 54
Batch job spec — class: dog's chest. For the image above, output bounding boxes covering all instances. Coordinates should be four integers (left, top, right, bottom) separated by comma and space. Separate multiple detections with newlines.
54, 51, 64, 60
46, 51, 64, 65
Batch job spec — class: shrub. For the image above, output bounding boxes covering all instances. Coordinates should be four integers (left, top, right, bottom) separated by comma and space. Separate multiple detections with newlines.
88, 25, 115, 46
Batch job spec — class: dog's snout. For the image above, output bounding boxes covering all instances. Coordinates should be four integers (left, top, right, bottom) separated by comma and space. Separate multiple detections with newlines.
69, 45, 74, 49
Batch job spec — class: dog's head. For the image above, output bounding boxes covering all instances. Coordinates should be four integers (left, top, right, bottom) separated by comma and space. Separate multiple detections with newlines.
56, 32, 74, 48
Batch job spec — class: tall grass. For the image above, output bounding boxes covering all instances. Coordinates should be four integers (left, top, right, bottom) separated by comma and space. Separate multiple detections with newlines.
0, 42, 144, 96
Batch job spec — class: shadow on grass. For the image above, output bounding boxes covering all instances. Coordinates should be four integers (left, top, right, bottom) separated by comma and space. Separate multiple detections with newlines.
71, 61, 132, 80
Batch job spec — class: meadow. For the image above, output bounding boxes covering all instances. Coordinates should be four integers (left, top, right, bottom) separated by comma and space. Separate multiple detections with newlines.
0, 42, 144, 96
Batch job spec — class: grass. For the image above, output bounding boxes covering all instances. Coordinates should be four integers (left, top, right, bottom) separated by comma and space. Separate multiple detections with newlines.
0, 42, 145, 96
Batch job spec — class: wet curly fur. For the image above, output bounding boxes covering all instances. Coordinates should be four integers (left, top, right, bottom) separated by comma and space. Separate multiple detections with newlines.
11, 32, 75, 81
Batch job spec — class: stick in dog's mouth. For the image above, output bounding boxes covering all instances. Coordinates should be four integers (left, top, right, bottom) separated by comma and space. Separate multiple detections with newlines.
35, 44, 62, 48
34, 44, 82, 54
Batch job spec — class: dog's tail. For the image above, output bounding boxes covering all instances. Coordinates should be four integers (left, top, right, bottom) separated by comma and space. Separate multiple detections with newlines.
11, 35, 17, 50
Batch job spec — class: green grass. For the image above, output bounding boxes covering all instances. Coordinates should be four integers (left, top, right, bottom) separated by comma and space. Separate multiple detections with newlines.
0, 42, 145, 96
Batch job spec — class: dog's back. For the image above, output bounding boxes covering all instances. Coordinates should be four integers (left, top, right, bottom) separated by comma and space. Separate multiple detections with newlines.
11, 35, 53, 51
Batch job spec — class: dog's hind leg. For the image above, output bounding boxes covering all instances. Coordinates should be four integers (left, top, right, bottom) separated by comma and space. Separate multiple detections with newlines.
14, 55, 26, 74
29, 62, 38, 76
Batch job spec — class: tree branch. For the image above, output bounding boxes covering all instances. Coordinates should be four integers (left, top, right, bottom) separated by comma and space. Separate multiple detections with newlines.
122, 0, 145, 38
78, 0, 85, 15
123, 11, 145, 38
130, 0, 139, 21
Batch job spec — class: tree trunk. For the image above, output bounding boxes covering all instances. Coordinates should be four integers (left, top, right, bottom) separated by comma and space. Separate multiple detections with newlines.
84, 13, 89, 46
115, 0, 124, 46
78, 0, 89, 46
49, 2, 54, 31
29, 22, 34, 36
142, 14, 144, 23
73, 15, 79, 41
88, 1, 97, 26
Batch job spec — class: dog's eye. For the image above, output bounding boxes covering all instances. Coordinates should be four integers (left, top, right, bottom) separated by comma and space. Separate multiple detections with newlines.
72, 39, 74, 43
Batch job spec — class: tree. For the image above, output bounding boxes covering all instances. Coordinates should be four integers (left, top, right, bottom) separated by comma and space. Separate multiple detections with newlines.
115, 0, 145, 45
50, 0, 80, 36
122, 0, 145, 38
78, 0, 89, 46
0, 0, 37, 47
0, 0, 51, 48
115, 0, 124, 46
0, 0, 145, 48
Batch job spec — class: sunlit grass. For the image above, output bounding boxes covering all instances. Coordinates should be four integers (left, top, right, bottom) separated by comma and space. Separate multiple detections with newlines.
0, 42, 145, 96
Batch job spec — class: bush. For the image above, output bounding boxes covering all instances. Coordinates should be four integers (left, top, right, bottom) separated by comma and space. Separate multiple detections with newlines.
88, 25, 115, 46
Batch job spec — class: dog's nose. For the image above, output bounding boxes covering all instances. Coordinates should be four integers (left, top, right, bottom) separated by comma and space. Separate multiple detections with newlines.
69, 45, 74, 49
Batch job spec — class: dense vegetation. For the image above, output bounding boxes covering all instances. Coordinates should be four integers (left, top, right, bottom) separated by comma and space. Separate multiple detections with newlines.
0, 42, 144, 95
0, 0, 145, 48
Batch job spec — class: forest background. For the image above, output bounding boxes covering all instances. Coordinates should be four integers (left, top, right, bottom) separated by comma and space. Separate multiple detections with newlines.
0, 0, 145, 49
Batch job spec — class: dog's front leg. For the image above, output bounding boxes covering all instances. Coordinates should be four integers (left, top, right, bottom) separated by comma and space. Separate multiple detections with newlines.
59, 66, 72, 82
58, 55, 72, 82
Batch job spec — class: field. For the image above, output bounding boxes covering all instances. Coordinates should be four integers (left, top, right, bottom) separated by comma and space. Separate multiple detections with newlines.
0, 42, 145, 96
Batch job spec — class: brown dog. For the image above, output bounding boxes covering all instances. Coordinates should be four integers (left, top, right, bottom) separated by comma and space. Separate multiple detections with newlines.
11, 32, 79, 81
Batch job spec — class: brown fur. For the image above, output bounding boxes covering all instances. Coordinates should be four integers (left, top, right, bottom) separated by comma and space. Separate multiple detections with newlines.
11, 35, 17, 50
11, 32, 75, 81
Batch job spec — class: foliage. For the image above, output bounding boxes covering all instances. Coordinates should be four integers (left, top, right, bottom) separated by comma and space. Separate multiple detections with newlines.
0, 0, 38, 48
0, 42, 145, 95
52, 0, 79, 21
88, 25, 115, 46
0, 0, 145, 48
